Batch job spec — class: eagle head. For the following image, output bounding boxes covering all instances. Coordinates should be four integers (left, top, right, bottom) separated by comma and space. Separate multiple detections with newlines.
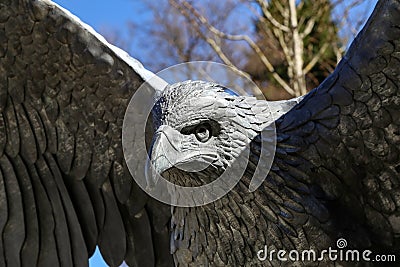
149, 80, 274, 187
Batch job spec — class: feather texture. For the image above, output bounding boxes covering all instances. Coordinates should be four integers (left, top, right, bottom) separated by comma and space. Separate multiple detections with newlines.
1, 0, 400, 267
0, 0, 171, 266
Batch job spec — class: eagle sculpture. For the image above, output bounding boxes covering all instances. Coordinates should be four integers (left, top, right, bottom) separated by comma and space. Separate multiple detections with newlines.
0, 0, 399, 266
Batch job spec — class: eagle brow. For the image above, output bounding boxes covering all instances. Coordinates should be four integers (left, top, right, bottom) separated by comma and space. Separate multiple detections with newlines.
180, 120, 210, 134
180, 119, 220, 136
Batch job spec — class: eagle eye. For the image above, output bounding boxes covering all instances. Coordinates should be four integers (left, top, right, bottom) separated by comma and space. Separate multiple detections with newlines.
180, 120, 220, 142
195, 123, 212, 142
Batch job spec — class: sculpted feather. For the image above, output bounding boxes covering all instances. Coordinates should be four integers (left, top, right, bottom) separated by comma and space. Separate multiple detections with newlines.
0, 0, 399, 266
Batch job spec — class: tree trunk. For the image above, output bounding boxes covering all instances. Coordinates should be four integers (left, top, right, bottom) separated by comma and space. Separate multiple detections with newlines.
288, 0, 306, 96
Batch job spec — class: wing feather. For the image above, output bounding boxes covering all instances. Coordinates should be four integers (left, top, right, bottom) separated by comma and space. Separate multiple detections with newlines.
36, 156, 74, 266
4, 100, 20, 158
28, 162, 59, 266
45, 153, 88, 266
0, 0, 173, 266
0, 161, 7, 267
1, 155, 25, 266
274, 0, 400, 249
64, 179, 98, 257
98, 180, 126, 266
13, 155, 40, 267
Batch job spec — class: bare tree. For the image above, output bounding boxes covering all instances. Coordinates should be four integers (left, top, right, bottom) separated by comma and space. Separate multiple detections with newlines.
127, 1, 243, 72
169, 0, 375, 97
124, 0, 376, 99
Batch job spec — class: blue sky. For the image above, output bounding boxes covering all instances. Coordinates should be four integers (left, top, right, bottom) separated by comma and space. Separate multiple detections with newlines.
51, 0, 378, 266
54, 0, 138, 28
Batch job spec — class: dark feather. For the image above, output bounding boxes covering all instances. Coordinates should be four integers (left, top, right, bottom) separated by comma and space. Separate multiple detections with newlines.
13, 156, 40, 267
45, 154, 88, 266
0, 0, 172, 266
4, 100, 20, 157
1, 155, 25, 266
64, 178, 98, 257
98, 180, 126, 266
36, 156, 73, 266
2, 0, 400, 266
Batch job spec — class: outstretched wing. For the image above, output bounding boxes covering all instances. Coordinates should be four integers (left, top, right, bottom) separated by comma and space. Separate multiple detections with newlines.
0, 0, 172, 266
270, 0, 400, 250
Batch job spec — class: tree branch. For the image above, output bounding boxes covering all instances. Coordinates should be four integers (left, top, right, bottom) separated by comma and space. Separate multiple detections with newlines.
170, 0, 296, 96
169, 0, 253, 81
254, 0, 290, 32
303, 42, 329, 74
300, 17, 315, 39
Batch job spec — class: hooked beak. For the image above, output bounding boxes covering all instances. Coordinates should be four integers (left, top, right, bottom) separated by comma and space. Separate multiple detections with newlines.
149, 125, 180, 175
149, 125, 218, 176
